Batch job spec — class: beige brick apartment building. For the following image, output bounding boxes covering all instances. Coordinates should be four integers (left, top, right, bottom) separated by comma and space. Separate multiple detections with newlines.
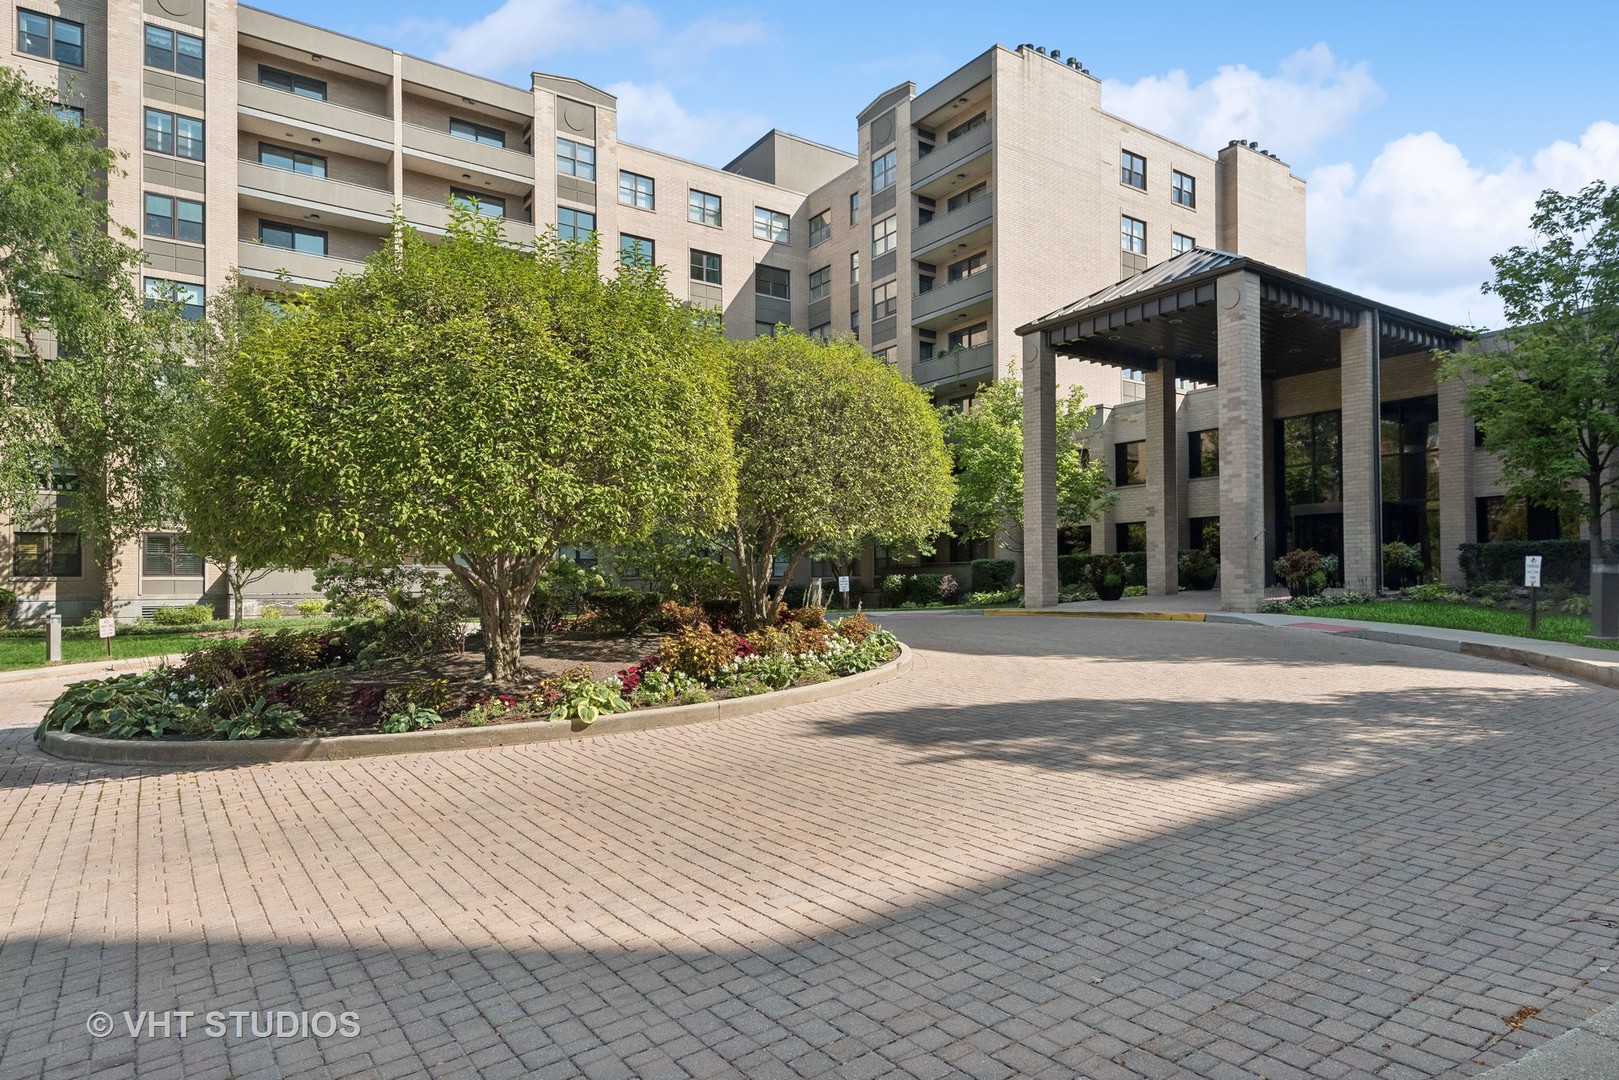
0, 2, 1574, 618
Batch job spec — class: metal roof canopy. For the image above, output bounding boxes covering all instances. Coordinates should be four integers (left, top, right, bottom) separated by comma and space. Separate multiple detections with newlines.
1016, 249, 1462, 386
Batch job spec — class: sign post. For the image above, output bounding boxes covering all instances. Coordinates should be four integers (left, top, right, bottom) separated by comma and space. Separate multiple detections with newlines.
97, 615, 116, 657
1525, 555, 1543, 632
837, 575, 851, 610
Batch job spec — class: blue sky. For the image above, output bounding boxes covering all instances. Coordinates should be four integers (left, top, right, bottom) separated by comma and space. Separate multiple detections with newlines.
254, 0, 1619, 328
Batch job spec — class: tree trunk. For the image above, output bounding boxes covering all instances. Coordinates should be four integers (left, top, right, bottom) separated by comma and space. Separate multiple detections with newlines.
228, 557, 245, 630
99, 552, 117, 619
732, 523, 778, 629
474, 587, 526, 684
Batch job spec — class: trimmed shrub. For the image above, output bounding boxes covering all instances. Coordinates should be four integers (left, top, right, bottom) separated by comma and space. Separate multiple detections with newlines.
1089, 554, 1126, 590
1457, 539, 1618, 593
1118, 552, 1147, 587
661, 623, 742, 682
584, 588, 662, 634
970, 559, 1016, 592
295, 598, 328, 617
1178, 549, 1218, 590
1057, 554, 1091, 588
0, 587, 16, 626
151, 604, 215, 626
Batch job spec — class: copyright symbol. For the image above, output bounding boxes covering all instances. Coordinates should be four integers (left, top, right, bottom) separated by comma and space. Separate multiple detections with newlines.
86, 1011, 114, 1038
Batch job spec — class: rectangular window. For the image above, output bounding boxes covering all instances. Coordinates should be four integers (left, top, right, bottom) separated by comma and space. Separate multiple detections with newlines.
258, 142, 326, 177
450, 188, 506, 218
36, 454, 76, 492
1121, 150, 1146, 190
259, 220, 327, 255
947, 322, 988, 351
1188, 429, 1219, 478
53, 104, 83, 126
1189, 516, 1221, 556
753, 207, 789, 243
808, 265, 831, 303
947, 252, 987, 283
809, 323, 831, 341
557, 206, 595, 240
618, 170, 654, 210
946, 182, 988, 214
619, 234, 654, 265
849, 191, 859, 224
874, 346, 894, 365
947, 111, 986, 140
1115, 441, 1145, 486
755, 321, 777, 338
1121, 215, 1146, 255
1172, 170, 1196, 208
146, 109, 203, 160
1280, 410, 1343, 506
1116, 522, 1148, 554
688, 189, 721, 227
872, 149, 897, 193
143, 534, 204, 577
145, 25, 205, 78
144, 108, 173, 155
451, 118, 506, 148
556, 138, 595, 180
809, 209, 831, 247
850, 251, 860, 284
17, 10, 82, 67
689, 249, 721, 284
872, 215, 897, 257
872, 281, 896, 320
850, 308, 859, 339
258, 64, 326, 100
1172, 232, 1195, 256
13, 531, 80, 577
143, 277, 205, 321
755, 265, 789, 299
144, 194, 205, 244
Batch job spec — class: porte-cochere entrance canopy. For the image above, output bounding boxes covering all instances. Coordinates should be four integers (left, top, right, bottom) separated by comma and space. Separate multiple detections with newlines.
1016, 249, 1462, 612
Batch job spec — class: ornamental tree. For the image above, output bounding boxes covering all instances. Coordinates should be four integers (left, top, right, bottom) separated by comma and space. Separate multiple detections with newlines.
194, 215, 735, 680
726, 331, 954, 626
941, 376, 1114, 546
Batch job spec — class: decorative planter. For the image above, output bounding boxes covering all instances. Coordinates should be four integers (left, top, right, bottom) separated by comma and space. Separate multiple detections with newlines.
1183, 574, 1217, 592
1096, 582, 1126, 601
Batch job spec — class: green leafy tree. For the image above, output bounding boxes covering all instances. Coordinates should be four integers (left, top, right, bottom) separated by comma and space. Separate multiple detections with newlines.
1439, 182, 1619, 626
726, 330, 954, 626
941, 376, 1114, 547
193, 215, 735, 681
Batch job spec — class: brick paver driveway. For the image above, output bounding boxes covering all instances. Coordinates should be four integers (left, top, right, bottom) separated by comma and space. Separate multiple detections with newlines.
2, 613, 1618, 1080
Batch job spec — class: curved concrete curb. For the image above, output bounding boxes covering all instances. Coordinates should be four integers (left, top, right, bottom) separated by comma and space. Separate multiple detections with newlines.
985, 608, 1207, 622
36, 644, 914, 768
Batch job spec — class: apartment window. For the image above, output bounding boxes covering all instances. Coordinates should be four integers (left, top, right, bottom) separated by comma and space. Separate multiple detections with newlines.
946, 182, 988, 214
874, 346, 895, 365
809, 323, 831, 341
872, 215, 896, 257
755, 321, 777, 338
17, 10, 82, 67
872, 281, 896, 320
258, 64, 326, 101
557, 206, 595, 240
753, 207, 790, 243
13, 531, 80, 577
53, 104, 83, 126
1121, 150, 1146, 190
451, 188, 506, 218
1188, 429, 1219, 478
947, 252, 987, 283
145, 109, 204, 161
917, 262, 934, 294
143, 534, 204, 577
144, 194, 204, 244
259, 220, 328, 256
919, 329, 936, 361
452, 118, 506, 148
618, 170, 654, 211
145, 25, 204, 79
143, 277, 204, 321
1190, 516, 1220, 556
689, 189, 721, 227
872, 149, 897, 193
849, 191, 859, 224
690, 249, 721, 284
849, 251, 860, 284
258, 142, 326, 177
619, 234, 655, 265
556, 138, 595, 180
809, 210, 831, 247
1116, 522, 1148, 554
809, 266, 831, 303
947, 322, 988, 351
1121, 215, 1146, 255
1280, 410, 1343, 505
947, 112, 986, 141
1115, 441, 1145, 486
1172, 232, 1195, 257
36, 453, 76, 492
1172, 170, 1196, 208
850, 309, 859, 339
755, 265, 790, 299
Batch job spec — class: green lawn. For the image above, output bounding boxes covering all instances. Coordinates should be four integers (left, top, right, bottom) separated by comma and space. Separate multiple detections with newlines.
1312, 601, 1618, 650
0, 632, 208, 672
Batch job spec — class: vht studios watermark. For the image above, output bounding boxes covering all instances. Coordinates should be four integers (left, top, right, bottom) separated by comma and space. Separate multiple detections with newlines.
85, 1010, 361, 1040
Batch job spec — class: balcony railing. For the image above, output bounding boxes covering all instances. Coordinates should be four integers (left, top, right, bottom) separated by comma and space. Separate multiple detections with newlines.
402, 197, 536, 246
237, 80, 393, 145
237, 160, 396, 222
912, 267, 993, 323
237, 239, 369, 284
911, 343, 994, 389
912, 193, 993, 258
402, 122, 534, 179
912, 121, 993, 190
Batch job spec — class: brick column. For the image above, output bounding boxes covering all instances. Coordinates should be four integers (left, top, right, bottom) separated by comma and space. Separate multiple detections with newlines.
1022, 333, 1059, 608
1437, 372, 1475, 588
1146, 358, 1179, 596
1340, 313, 1382, 593
1217, 271, 1265, 611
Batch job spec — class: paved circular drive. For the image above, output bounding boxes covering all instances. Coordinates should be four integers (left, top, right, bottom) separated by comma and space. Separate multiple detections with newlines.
1, 614, 1617, 1079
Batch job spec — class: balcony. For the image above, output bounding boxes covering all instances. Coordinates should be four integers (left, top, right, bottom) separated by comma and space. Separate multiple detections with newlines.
912, 121, 993, 193
237, 239, 368, 287
237, 160, 396, 226
402, 197, 537, 247
912, 193, 993, 260
238, 79, 393, 146
912, 267, 993, 325
402, 122, 534, 181
911, 343, 994, 390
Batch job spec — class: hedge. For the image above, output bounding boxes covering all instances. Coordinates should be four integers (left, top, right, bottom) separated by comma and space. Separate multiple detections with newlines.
1058, 553, 1146, 588
970, 559, 1016, 592
1457, 539, 1619, 592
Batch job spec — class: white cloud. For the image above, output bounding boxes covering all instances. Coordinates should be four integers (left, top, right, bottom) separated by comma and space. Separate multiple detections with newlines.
1308, 121, 1619, 327
429, 0, 658, 78
1101, 44, 1382, 160
650, 16, 771, 68
606, 80, 769, 165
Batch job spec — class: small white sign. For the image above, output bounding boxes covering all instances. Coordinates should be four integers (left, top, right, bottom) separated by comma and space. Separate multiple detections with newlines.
242, 599, 261, 619
97, 617, 116, 639
1525, 555, 1543, 588
838, 575, 851, 594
